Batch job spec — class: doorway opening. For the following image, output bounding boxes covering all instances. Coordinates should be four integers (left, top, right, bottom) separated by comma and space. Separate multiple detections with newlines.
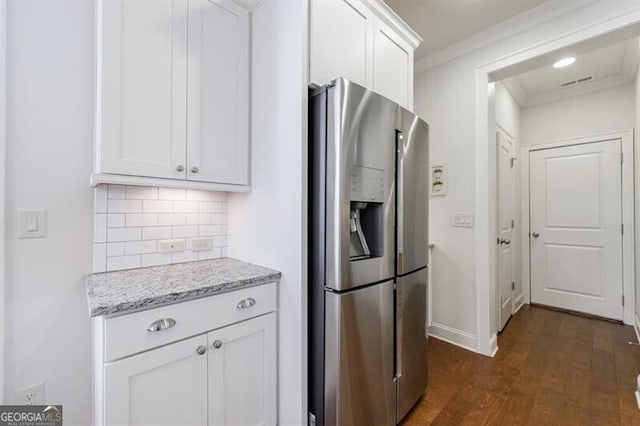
476, 20, 640, 355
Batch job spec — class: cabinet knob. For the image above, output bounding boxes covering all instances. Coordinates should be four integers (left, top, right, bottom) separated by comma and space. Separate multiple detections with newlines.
176, 165, 185, 172
196, 345, 207, 355
147, 318, 176, 332
213, 340, 223, 349
191, 166, 199, 174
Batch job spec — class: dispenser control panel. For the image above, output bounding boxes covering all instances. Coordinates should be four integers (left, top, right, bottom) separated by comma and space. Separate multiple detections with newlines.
350, 166, 385, 202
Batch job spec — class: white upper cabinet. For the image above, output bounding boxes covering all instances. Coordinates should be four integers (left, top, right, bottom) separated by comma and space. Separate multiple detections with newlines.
310, 0, 372, 88
372, 20, 412, 109
95, 0, 251, 191
187, 0, 249, 185
309, 0, 421, 110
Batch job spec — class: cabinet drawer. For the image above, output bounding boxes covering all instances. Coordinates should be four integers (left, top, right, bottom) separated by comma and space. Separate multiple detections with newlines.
103, 282, 276, 362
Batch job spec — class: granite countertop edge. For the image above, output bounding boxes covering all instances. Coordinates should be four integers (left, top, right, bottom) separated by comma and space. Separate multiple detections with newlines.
85, 258, 281, 318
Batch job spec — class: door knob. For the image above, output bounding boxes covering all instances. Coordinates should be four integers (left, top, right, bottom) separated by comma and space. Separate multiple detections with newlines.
501, 239, 511, 245
531, 232, 540, 238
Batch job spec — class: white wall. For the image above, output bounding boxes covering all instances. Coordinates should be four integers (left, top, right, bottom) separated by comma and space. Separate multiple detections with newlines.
5, 0, 94, 423
414, 0, 640, 352
521, 84, 635, 145
228, 0, 308, 424
0, 0, 6, 404
494, 82, 523, 314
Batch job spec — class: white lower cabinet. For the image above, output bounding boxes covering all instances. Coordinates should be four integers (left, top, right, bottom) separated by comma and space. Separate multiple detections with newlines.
209, 314, 277, 425
94, 283, 277, 426
104, 334, 209, 425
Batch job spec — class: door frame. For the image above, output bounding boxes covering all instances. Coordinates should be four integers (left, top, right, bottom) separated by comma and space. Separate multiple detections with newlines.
520, 130, 635, 325
0, 0, 7, 403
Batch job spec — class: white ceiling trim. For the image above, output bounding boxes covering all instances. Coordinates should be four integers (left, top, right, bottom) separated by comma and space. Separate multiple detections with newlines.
522, 74, 632, 107
622, 37, 640, 79
414, 0, 600, 74
501, 78, 527, 107
364, 0, 423, 48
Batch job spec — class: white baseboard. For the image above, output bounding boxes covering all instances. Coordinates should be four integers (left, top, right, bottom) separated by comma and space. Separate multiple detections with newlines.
634, 314, 640, 344
428, 322, 477, 353
489, 333, 498, 357
514, 295, 525, 314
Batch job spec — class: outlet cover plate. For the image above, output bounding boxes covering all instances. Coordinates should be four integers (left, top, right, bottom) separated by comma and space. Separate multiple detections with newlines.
159, 239, 185, 254
191, 238, 213, 252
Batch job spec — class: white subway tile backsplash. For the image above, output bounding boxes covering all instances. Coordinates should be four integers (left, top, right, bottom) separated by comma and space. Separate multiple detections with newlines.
158, 187, 186, 201
143, 200, 172, 213
108, 199, 143, 213
108, 185, 126, 199
107, 255, 141, 271
199, 202, 223, 213
186, 189, 212, 201
126, 185, 158, 200
93, 243, 107, 273
107, 214, 125, 228
157, 213, 186, 226
141, 252, 172, 268
126, 213, 158, 227
106, 242, 125, 257
173, 225, 199, 238
125, 240, 158, 255
186, 213, 211, 225
108, 227, 142, 242
95, 186, 108, 213
142, 226, 172, 240
173, 200, 199, 213
93, 184, 229, 272
94, 214, 107, 243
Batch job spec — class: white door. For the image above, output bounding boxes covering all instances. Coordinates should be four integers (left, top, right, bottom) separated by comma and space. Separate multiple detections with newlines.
497, 130, 515, 331
530, 139, 623, 320
98, 0, 188, 180
310, 0, 372, 87
208, 313, 277, 426
186, 0, 249, 185
104, 334, 208, 425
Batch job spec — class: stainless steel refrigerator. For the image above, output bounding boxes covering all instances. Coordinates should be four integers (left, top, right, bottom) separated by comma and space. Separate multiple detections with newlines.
309, 78, 429, 426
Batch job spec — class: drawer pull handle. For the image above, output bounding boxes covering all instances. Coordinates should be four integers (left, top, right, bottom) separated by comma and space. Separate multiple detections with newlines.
237, 298, 256, 309
147, 318, 176, 332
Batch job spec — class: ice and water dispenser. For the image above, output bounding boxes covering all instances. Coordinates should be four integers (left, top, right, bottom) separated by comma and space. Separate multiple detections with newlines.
349, 165, 385, 261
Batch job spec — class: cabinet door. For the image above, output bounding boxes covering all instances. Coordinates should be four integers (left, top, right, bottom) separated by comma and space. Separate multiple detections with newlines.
104, 335, 208, 425
372, 20, 412, 108
310, 0, 373, 87
208, 314, 276, 426
186, 0, 249, 185
98, 0, 188, 179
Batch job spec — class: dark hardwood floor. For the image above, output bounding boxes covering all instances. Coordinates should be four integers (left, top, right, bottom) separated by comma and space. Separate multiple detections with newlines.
401, 305, 640, 425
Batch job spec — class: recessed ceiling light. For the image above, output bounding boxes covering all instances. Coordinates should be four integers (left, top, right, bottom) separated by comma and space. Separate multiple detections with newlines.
553, 57, 576, 68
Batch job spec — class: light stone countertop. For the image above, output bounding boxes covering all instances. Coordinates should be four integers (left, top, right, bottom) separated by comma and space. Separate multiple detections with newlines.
85, 258, 281, 317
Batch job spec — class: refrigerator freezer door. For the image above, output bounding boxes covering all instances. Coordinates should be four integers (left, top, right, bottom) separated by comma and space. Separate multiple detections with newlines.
324, 281, 395, 426
396, 267, 428, 422
326, 78, 397, 291
397, 110, 429, 275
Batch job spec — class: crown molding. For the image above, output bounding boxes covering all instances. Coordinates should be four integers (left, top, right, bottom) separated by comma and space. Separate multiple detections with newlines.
501, 77, 528, 107
522, 73, 632, 107
621, 37, 640, 80
363, 0, 423, 49
415, 0, 600, 74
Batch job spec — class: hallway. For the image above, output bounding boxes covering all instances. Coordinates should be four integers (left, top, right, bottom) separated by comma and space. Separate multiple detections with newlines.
402, 305, 640, 425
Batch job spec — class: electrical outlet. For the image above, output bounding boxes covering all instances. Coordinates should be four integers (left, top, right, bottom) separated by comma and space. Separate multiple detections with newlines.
16, 382, 44, 405
191, 238, 213, 252
159, 239, 185, 254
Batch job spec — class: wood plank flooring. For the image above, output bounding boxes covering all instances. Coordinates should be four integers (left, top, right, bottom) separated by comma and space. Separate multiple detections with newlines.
401, 305, 640, 425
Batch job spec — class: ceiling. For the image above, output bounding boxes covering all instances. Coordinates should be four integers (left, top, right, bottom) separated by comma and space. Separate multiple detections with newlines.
502, 37, 639, 106
385, 0, 550, 58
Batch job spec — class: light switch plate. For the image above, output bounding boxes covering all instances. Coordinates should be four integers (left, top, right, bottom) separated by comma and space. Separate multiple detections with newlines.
452, 212, 474, 228
17, 209, 47, 238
